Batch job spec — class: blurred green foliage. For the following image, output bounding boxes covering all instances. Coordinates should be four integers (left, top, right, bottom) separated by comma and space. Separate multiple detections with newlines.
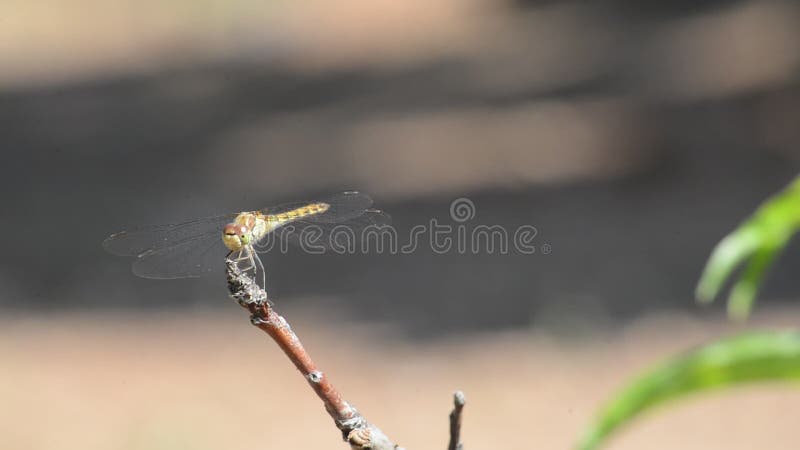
577, 176, 800, 449
696, 176, 800, 319
577, 331, 800, 450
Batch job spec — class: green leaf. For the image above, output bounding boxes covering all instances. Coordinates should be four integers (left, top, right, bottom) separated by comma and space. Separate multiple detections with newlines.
577, 331, 800, 450
696, 176, 800, 319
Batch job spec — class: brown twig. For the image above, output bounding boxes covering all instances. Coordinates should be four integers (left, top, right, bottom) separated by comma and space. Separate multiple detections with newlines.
448, 391, 466, 450
225, 258, 402, 450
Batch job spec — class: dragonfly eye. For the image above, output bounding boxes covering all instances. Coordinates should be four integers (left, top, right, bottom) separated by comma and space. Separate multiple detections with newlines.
223, 223, 249, 237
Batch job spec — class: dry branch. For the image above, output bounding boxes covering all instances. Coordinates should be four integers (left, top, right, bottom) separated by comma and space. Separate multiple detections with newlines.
225, 258, 403, 450
448, 391, 466, 450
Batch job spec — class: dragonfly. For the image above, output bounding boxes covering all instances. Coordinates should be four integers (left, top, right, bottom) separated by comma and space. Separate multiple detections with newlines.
103, 191, 390, 289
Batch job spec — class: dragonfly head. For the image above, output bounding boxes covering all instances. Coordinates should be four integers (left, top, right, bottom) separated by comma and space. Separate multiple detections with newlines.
222, 223, 252, 251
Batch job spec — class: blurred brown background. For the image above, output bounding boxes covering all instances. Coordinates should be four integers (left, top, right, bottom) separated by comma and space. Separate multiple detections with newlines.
3, 0, 800, 448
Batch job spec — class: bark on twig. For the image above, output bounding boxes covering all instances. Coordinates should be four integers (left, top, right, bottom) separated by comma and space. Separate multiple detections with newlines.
225, 258, 402, 450
448, 391, 466, 450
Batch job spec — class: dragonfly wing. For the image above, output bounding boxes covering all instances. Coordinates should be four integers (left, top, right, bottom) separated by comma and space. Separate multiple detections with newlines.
103, 214, 235, 256
257, 208, 392, 251
260, 191, 376, 224
312, 191, 376, 223
132, 230, 227, 279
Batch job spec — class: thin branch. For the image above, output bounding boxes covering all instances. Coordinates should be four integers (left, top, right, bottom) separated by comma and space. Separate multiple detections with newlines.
225, 258, 403, 450
448, 391, 466, 450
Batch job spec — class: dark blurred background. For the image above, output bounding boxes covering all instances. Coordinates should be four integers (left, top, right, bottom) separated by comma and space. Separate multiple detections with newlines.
3, 0, 800, 334
4, 1, 800, 449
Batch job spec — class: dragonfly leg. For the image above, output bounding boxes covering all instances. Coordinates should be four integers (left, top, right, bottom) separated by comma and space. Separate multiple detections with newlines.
234, 249, 249, 266
245, 247, 259, 283
227, 247, 266, 296
225, 250, 240, 271
231, 249, 249, 272
253, 251, 267, 294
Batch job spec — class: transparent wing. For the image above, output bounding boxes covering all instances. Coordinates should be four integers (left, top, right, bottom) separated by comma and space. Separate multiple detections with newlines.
103, 213, 235, 279
105, 192, 389, 278
256, 192, 392, 251
132, 230, 228, 279
261, 191, 377, 224
259, 211, 392, 251
103, 214, 235, 256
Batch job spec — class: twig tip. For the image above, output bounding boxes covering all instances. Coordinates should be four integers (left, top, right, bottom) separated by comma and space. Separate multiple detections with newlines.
453, 390, 466, 407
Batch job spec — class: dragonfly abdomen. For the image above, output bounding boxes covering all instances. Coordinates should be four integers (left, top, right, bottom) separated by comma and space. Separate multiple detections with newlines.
268, 202, 330, 224
248, 202, 331, 244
